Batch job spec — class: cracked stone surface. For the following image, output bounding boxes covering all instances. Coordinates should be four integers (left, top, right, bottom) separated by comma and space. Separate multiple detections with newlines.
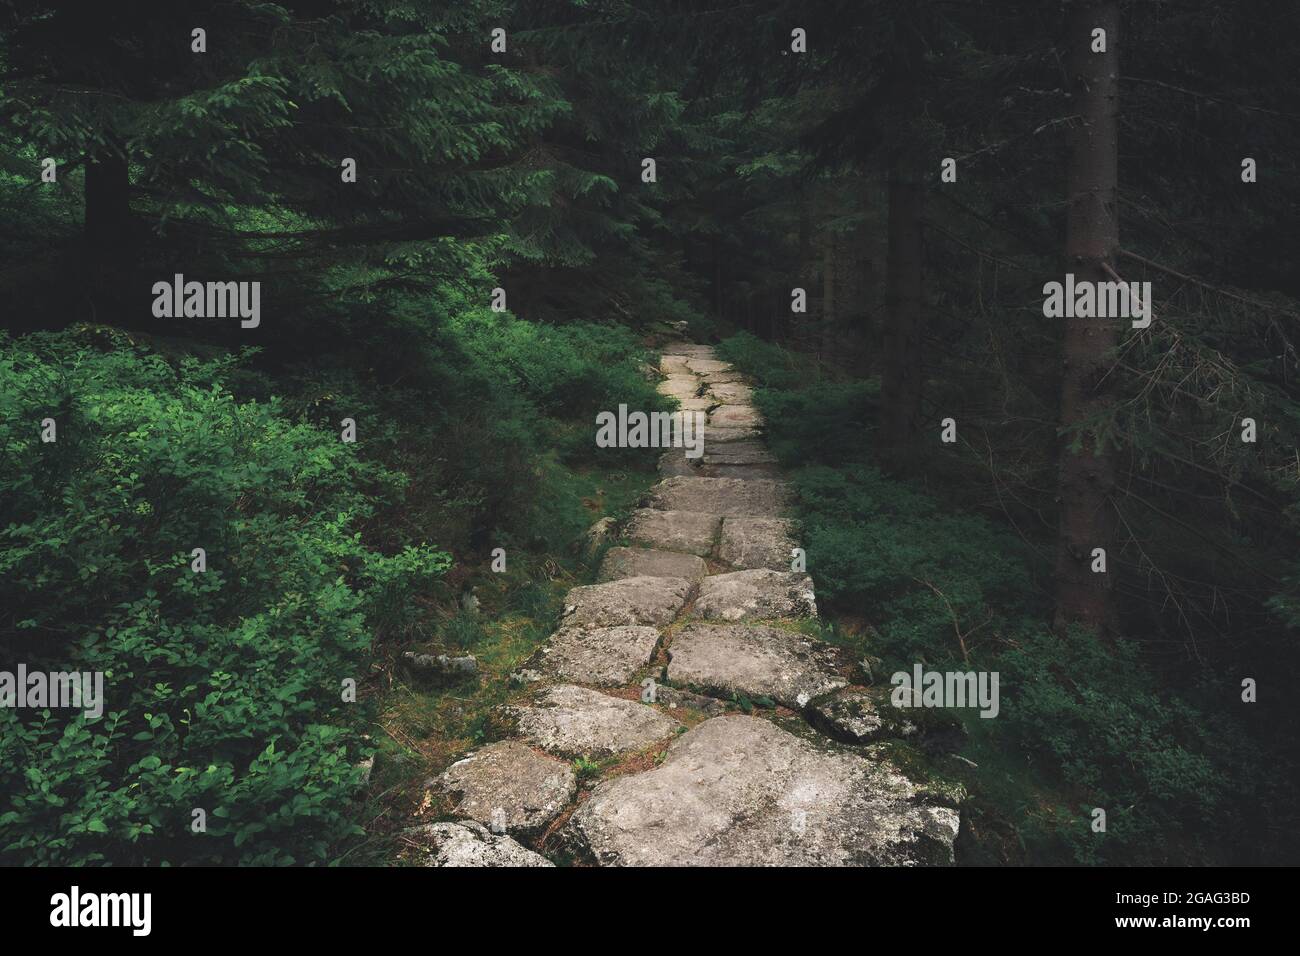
529, 625, 662, 686
598, 546, 707, 583
411, 822, 554, 868
710, 404, 763, 428
561, 715, 960, 866
667, 623, 846, 707
434, 740, 575, 836
644, 476, 789, 517
693, 569, 818, 621
513, 685, 682, 758
562, 575, 693, 627
718, 516, 799, 571
625, 508, 721, 556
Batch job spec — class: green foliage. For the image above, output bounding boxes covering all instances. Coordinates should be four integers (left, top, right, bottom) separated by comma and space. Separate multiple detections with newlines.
0, 329, 449, 865
725, 331, 1280, 864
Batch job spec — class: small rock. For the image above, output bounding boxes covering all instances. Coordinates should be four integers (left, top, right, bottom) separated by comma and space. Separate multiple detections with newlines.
411, 822, 554, 868
806, 687, 889, 744
582, 516, 617, 560
402, 651, 480, 678
654, 684, 728, 716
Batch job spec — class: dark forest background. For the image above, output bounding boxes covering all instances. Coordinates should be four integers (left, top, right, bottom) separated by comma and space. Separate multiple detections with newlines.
2, 0, 1297, 865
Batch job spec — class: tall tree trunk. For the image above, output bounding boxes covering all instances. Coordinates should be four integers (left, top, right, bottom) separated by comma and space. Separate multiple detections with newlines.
1054, 0, 1120, 635
878, 169, 924, 471
823, 228, 836, 320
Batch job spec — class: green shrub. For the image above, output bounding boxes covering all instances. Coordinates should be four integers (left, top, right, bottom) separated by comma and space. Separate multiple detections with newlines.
0, 329, 449, 864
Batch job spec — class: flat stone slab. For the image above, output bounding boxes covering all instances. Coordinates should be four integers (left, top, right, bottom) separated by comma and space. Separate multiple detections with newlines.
531, 625, 662, 686
703, 441, 776, 466
658, 376, 702, 400
700, 369, 747, 384
599, 546, 707, 583
513, 685, 682, 758
677, 397, 714, 411
685, 358, 732, 375
562, 715, 960, 866
644, 476, 789, 518
561, 575, 692, 627
657, 449, 699, 477
718, 516, 798, 571
708, 382, 754, 404
411, 822, 554, 867
702, 424, 762, 444
694, 570, 817, 621
667, 623, 844, 706
659, 355, 691, 374
625, 508, 720, 556
710, 404, 763, 428
434, 740, 575, 836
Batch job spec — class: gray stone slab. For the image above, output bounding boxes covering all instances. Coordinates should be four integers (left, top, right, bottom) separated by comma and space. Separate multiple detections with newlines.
643, 476, 789, 518
667, 623, 844, 707
561, 575, 692, 627
718, 516, 799, 571
513, 685, 682, 758
562, 715, 960, 866
710, 404, 763, 428
625, 508, 720, 556
658, 376, 702, 400
598, 546, 707, 583
531, 625, 662, 686
694, 569, 817, 621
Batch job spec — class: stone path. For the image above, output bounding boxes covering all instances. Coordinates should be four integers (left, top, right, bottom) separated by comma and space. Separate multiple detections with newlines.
420, 341, 961, 866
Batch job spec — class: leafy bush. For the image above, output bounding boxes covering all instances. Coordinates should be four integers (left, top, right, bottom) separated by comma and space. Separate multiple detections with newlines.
0, 329, 449, 864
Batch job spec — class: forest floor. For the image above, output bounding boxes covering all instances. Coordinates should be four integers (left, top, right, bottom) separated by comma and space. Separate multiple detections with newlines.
368, 340, 965, 866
